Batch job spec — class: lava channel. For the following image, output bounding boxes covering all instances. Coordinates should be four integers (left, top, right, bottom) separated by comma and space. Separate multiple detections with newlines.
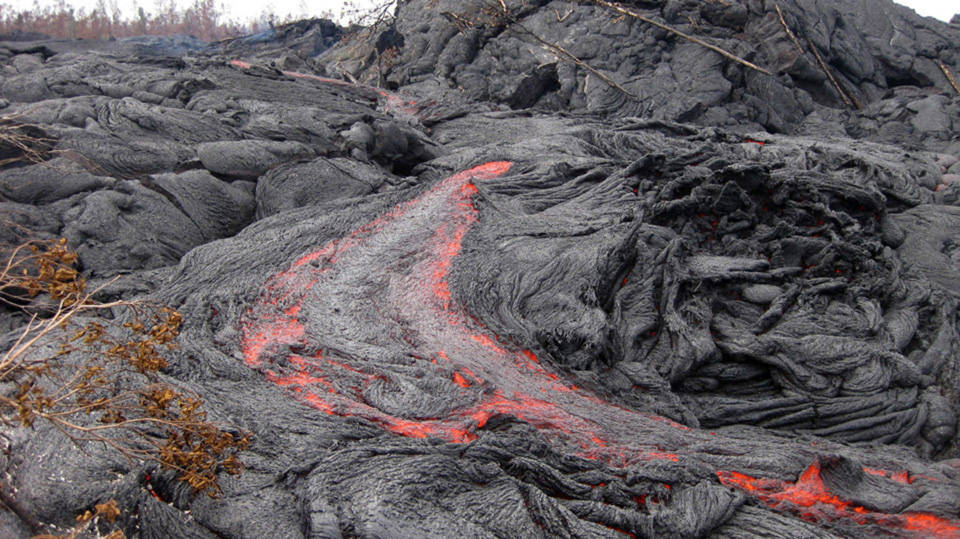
240, 161, 960, 536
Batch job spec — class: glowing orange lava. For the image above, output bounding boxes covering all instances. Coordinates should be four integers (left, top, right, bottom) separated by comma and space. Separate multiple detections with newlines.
240, 161, 960, 535
718, 461, 960, 537
241, 160, 682, 465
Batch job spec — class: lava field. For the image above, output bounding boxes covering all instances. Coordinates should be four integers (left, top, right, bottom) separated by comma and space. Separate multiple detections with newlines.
2, 0, 960, 537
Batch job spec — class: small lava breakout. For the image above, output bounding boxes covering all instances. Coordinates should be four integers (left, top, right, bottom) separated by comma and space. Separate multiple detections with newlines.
241, 162, 960, 537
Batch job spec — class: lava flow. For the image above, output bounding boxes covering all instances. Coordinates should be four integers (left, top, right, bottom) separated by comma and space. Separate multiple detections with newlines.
240, 161, 960, 535
241, 160, 689, 460
718, 461, 960, 537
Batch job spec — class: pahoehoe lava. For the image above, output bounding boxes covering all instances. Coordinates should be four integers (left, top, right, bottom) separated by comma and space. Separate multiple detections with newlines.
3, 0, 960, 537
241, 161, 960, 536
243, 160, 694, 454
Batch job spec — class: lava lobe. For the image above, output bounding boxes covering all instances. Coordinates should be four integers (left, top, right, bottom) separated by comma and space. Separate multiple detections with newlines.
241, 162, 960, 536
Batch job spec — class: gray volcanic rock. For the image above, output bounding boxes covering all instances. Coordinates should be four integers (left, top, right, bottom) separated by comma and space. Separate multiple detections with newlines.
0, 157, 115, 204
325, 0, 960, 150
255, 156, 385, 218
219, 18, 346, 68
197, 139, 316, 178
1, 2, 960, 538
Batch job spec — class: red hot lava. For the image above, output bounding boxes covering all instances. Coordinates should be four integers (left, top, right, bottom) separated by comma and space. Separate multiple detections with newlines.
240, 161, 960, 535
718, 461, 960, 537
241, 160, 686, 458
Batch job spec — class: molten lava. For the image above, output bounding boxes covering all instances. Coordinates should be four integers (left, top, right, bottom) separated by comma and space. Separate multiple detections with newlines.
241, 161, 684, 460
718, 461, 960, 537
241, 161, 960, 535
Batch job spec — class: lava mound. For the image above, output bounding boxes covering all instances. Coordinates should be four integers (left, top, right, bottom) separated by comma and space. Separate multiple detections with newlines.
2, 1, 960, 538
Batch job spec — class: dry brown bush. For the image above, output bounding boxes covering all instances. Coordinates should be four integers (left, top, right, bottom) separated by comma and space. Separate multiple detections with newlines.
0, 111, 250, 539
5, 239, 250, 480
0, 238, 251, 534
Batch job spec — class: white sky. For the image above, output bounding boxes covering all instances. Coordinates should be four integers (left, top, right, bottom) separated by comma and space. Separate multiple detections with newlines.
6, 0, 381, 24
4, 0, 955, 27
893, 0, 956, 21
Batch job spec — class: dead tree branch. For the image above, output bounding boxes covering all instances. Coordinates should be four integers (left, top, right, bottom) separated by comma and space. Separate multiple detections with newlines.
510, 21, 638, 100
775, 4, 804, 54
0, 481, 42, 534
446, 1, 639, 101
0, 238, 251, 512
590, 0, 772, 76
940, 60, 960, 95
806, 37, 861, 109
773, 4, 860, 110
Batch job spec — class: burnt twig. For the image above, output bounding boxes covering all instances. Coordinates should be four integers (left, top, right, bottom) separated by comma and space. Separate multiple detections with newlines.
775, 4, 804, 55
590, 0, 772, 76
0, 481, 42, 534
775, 4, 860, 110
510, 21, 638, 100
445, 1, 639, 101
939, 60, 960, 95
806, 37, 861, 109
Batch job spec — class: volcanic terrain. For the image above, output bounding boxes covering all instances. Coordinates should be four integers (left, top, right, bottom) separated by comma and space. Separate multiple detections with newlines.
2, 0, 960, 537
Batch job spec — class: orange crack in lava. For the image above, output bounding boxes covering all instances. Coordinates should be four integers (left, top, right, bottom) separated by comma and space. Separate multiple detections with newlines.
453, 371, 471, 388
718, 460, 960, 537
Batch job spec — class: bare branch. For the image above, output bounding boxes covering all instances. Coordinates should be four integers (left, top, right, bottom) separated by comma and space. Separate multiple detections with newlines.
590, 0, 772, 76
511, 21, 638, 100
0, 481, 42, 534
555, 6, 574, 23
454, 1, 638, 100
806, 37, 861, 109
775, 4, 804, 55
771, 4, 860, 110
940, 60, 960, 95
0, 238, 250, 511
